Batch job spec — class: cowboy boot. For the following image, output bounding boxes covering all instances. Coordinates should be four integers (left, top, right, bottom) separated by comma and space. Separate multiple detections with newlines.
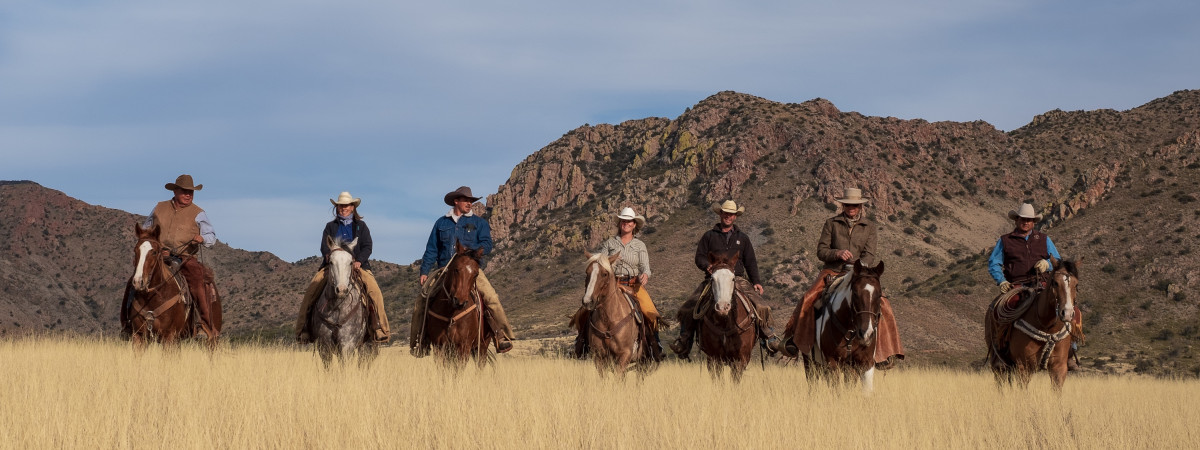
760, 325, 781, 357
1067, 341, 1080, 371
767, 332, 798, 357
651, 330, 665, 362
669, 324, 694, 360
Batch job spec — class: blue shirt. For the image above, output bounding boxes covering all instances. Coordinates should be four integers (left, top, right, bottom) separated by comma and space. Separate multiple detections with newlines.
420, 212, 493, 275
988, 234, 1060, 284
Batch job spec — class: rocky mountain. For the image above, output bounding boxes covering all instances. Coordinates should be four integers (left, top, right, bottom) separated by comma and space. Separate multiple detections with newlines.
2, 89, 1198, 376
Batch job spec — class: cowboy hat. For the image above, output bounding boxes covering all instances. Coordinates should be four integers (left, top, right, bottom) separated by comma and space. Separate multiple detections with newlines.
616, 207, 646, 228
330, 191, 361, 207
712, 200, 745, 215
836, 187, 869, 205
444, 186, 481, 206
164, 174, 203, 191
1007, 203, 1043, 221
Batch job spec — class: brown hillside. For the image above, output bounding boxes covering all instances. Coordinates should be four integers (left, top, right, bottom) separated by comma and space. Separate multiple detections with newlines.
2, 90, 1198, 376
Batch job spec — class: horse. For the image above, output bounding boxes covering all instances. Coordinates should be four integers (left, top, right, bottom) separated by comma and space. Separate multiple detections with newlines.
986, 259, 1080, 391
311, 236, 378, 369
125, 223, 221, 351
419, 242, 494, 369
578, 252, 654, 378
695, 251, 759, 383
802, 260, 884, 394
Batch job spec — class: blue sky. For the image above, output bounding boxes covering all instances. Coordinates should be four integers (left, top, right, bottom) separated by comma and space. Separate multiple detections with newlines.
2, 1, 1197, 263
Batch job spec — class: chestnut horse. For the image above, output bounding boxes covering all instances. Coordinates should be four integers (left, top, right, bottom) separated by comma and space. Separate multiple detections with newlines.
579, 252, 654, 378
803, 260, 884, 393
696, 251, 758, 383
311, 236, 378, 369
986, 259, 1080, 391
125, 223, 222, 351
419, 243, 494, 369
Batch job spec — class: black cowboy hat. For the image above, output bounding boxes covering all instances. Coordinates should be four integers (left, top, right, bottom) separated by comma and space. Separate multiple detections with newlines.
444, 186, 481, 206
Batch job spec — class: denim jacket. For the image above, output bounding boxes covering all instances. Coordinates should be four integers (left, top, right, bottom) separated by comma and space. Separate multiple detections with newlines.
420, 213, 493, 275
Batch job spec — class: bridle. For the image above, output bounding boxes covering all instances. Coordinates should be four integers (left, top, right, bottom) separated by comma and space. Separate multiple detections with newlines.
130, 237, 187, 337
316, 246, 365, 344
827, 272, 881, 351
584, 260, 637, 341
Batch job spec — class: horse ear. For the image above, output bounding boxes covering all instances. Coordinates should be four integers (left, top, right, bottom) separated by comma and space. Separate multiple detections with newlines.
149, 224, 160, 239
585, 251, 593, 260
608, 252, 621, 265
455, 241, 468, 255
348, 237, 358, 251
731, 251, 740, 263
471, 246, 484, 260
324, 234, 335, 249
875, 260, 885, 276
854, 259, 864, 273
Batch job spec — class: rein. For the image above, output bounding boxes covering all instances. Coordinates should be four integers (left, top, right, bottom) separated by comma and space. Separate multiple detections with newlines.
823, 275, 881, 351
584, 267, 638, 341
129, 239, 190, 336
1012, 273, 1073, 370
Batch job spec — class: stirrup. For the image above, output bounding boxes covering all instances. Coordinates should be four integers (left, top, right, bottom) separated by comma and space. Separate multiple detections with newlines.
496, 338, 513, 354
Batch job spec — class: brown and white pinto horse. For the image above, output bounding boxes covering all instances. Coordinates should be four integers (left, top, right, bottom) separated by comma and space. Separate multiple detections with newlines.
420, 243, 494, 369
803, 260, 884, 393
125, 223, 221, 351
986, 259, 1080, 391
311, 236, 377, 369
696, 251, 758, 383
578, 252, 653, 378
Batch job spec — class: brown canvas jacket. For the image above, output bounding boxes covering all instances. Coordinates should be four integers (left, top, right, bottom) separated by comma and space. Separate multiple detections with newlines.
816, 214, 878, 271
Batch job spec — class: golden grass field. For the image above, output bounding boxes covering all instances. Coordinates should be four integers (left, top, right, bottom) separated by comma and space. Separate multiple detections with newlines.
1, 336, 1196, 449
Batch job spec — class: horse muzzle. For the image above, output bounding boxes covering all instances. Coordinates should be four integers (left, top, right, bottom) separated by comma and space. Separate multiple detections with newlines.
715, 301, 731, 316
1058, 308, 1075, 324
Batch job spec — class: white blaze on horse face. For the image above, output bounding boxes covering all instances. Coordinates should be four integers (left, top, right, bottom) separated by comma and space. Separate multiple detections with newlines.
862, 284, 876, 340
1059, 273, 1075, 323
712, 268, 735, 315
133, 241, 153, 289
329, 250, 353, 294
583, 263, 600, 306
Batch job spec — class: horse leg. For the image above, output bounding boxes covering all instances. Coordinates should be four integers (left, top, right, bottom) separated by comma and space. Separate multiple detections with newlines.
860, 366, 876, 395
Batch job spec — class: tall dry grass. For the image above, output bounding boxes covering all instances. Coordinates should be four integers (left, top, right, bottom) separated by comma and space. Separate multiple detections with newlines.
1, 336, 1195, 449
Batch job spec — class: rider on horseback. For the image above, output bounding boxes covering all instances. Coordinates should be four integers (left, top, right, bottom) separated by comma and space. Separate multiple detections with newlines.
412, 186, 514, 354
572, 207, 663, 361
669, 200, 780, 359
771, 188, 905, 368
121, 174, 219, 339
987, 202, 1080, 370
295, 192, 391, 344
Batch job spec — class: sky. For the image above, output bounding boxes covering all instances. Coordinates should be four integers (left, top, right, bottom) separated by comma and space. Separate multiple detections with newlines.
2, 1, 1197, 264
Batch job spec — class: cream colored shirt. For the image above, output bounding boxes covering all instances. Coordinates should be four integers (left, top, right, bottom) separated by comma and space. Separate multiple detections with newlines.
596, 236, 651, 278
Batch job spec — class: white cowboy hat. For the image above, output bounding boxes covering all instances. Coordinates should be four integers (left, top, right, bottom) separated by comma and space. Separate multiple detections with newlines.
836, 187, 869, 205
330, 191, 361, 207
1007, 203, 1043, 221
616, 207, 646, 228
712, 200, 745, 215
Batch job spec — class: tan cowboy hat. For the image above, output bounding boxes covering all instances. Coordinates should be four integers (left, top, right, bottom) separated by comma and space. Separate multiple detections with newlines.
444, 186, 481, 206
330, 191, 361, 207
836, 187, 869, 205
712, 200, 745, 215
1007, 203, 1043, 221
164, 174, 203, 191
616, 207, 646, 228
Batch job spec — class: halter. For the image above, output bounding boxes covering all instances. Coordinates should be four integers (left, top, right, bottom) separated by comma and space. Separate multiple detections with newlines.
315, 246, 366, 345
825, 272, 881, 351
583, 259, 639, 340
129, 237, 189, 338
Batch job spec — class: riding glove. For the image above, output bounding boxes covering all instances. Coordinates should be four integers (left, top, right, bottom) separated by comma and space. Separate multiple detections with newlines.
1034, 259, 1051, 273
998, 281, 1013, 293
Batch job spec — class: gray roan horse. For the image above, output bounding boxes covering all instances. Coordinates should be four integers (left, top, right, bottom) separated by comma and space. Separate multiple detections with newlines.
803, 260, 884, 394
311, 236, 378, 369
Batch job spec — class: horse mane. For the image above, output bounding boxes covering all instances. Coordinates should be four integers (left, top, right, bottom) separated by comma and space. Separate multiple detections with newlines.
1058, 258, 1078, 278
584, 252, 613, 272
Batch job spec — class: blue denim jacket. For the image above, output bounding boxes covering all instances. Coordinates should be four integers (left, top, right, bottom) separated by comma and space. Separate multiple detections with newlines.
420, 214, 493, 275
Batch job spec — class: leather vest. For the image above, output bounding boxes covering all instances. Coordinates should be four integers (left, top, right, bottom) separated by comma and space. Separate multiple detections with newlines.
1000, 230, 1049, 282
151, 200, 203, 256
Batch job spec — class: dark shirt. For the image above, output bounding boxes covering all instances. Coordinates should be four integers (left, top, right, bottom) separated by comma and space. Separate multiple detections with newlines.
693, 223, 761, 285
321, 218, 372, 271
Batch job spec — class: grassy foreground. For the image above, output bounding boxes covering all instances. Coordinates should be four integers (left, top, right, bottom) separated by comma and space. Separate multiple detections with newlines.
1, 336, 1195, 449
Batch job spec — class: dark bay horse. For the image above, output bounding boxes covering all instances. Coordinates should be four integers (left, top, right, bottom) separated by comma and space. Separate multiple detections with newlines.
125, 223, 222, 351
986, 259, 1081, 391
420, 243, 494, 369
578, 252, 653, 378
803, 260, 884, 393
311, 236, 377, 369
696, 252, 758, 383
